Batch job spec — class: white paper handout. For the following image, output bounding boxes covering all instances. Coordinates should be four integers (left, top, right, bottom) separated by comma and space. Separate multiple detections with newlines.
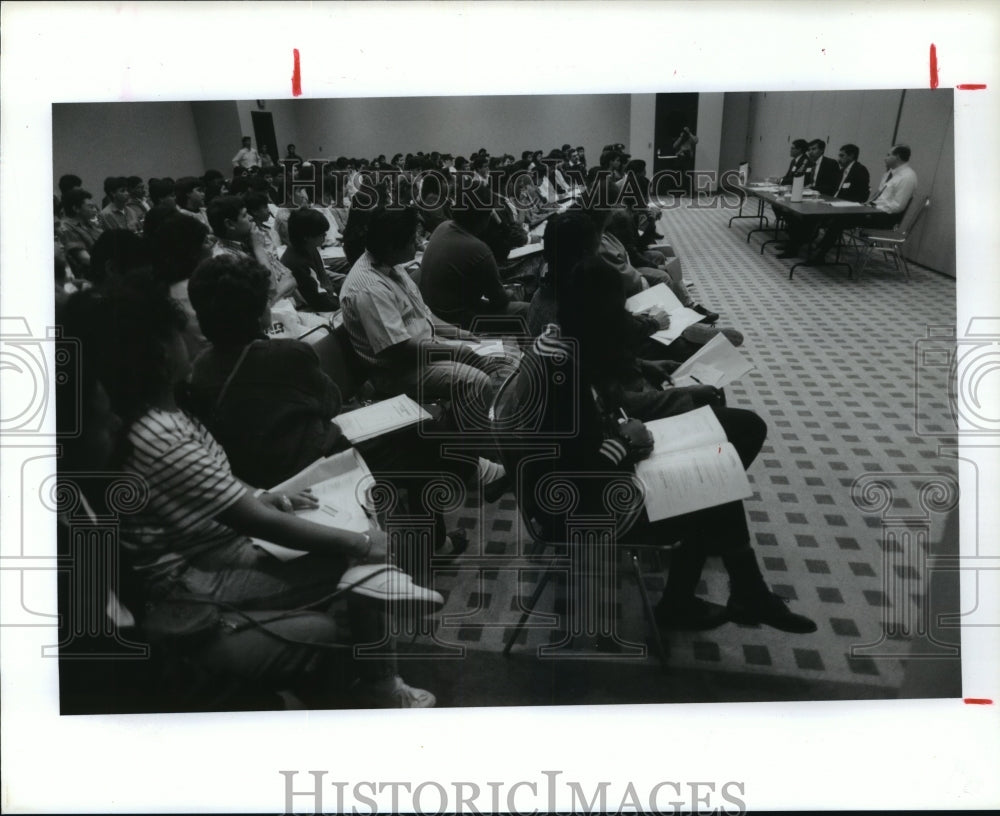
252, 448, 375, 561
334, 393, 432, 444
625, 283, 704, 344
633, 406, 752, 521
669, 332, 755, 388
507, 242, 544, 259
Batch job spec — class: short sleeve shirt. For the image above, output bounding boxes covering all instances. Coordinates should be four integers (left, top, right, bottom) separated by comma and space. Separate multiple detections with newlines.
119, 408, 247, 581
339, 251, 436, 369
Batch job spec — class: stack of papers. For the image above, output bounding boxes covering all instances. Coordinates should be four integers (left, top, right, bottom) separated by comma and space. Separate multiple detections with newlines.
668, 333, 755, 389
253, 448, 375, 561
634, 406, 752, 521
625, 283, 704, 344
334, 394, 432, 444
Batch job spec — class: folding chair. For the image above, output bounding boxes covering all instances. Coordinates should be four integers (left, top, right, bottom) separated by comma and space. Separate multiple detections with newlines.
488, 368, 669, 666
849, 196, 930, 280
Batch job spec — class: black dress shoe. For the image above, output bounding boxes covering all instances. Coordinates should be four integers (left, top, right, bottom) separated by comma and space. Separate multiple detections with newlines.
692, 303, 719, 324
434, 529, 469, 564
656, 597, 729, 631
727, 591, 817, 634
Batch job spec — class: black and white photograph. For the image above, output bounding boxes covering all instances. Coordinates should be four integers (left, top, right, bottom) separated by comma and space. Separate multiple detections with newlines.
2, 2, 998, 814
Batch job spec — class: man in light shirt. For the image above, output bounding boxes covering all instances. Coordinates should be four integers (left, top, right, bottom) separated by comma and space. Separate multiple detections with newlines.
802, 145, 918, 265
232, 136, 261, 170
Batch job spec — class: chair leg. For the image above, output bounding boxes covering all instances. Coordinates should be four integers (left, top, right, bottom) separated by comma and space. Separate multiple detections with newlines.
503, 557, 557, 656
895, 248, 911, 281
629, 551, 668, 668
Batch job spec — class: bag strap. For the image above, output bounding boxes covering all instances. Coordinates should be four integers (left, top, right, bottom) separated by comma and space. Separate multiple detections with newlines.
214, 339, 264, 415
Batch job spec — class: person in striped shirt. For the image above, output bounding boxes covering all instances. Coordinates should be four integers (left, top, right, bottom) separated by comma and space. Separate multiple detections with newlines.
79, 275, 437, 708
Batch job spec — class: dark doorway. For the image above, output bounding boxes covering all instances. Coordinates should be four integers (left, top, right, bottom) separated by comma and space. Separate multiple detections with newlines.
654, 92, 699, 194
251, 110, 279, 168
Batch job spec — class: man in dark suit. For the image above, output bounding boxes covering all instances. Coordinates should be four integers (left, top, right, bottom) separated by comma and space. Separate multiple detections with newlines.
779, 139, 810, 184
830, 143, 870, 202
776, 139, 847, 259
803, 139, 840, 195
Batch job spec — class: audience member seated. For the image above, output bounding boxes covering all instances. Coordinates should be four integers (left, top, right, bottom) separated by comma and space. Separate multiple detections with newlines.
73, 274, 437, 708
500, 253, 817, 635
148, 210, 214, 358
208, 195, 254, 261
244, 191, 300, 305
419, 184, 530, 334
175, 176, 210, 226
185, 254, 474, 563
339, 206, 510, 493
281, 208, 342, 312
86, 228, 150, 288
59, 188, 104, 279
99, 176, 141, 233
148, 177, 177, 209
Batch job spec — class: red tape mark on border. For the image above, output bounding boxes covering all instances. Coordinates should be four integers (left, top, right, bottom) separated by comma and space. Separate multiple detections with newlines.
963, 698, 994, 705
929, 43, 939, 89
957, 84, 987, 90
292, 48, 302, 96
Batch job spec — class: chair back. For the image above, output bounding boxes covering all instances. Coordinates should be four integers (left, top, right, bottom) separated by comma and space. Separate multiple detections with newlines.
299, 323, 370, 403
897, 195, 931, 238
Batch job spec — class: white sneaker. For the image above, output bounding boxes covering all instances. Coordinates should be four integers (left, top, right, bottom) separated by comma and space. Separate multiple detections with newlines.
355, 675, 436, 708
337, 564, 444, 607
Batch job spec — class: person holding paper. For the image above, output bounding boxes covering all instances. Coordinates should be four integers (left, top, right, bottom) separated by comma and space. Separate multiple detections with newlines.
340, 205, 512, 496
501, 255, 817, 635
186, 254, 474, 564
64, 277, 439, 708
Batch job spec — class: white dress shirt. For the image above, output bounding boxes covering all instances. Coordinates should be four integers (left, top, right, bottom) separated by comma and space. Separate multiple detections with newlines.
870, 163, 917, 214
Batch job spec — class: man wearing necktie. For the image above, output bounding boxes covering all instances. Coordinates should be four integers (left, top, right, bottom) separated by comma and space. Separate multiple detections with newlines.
803, 139, 840, 195
775, 139, 843, 258
801, 145, 918, 265
779, 139, 810, 185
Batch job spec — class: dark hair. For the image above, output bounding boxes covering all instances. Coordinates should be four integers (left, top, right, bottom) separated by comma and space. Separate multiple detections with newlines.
840, 144, 861, 161
103, 176, 129, 196
808, 139, 826, 151
624, 158, 646, 175
557, 254, 629, 380
454, 156, 469, 171
892, 144, 912, 162
58, 174, 83, 196
244, 191, 271, 214
148, 178, 176, 205
203, 169, 225, 183
451, 182, 493, 233
287, 207, 330, 250
174, 176, 204, 207
143, 202, 181, 241
149, 211, 210, 284
90, 269, 188, 432
126, 175, 143, 189
88, 229, 150, 286
792, 138, 809, 151
206, 195, 246, 237
188, 255, 270, 347
62, 188, 93, 217
364, 207, 418, 258
541, 211, 600, 296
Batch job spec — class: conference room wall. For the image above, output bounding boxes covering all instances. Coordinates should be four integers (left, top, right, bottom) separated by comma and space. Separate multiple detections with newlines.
52, 102, 205, 197
629, 93, 656, 175
895, 89, 956, 278
191, 101, 244, 177
695, 92, 725, 190
736, 89, 955, 277
288, 94, 630, 165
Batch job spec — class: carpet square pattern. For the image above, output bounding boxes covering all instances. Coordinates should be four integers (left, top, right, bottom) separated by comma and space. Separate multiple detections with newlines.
404, 196, 960, 700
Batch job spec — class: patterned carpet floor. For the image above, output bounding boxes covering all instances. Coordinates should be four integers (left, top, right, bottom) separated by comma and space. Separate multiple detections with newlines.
397, 196, 961, 704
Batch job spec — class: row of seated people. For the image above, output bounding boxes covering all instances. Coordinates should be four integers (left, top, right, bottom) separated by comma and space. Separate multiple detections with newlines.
54, 175, 817, 711
770, 140, 918, 264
